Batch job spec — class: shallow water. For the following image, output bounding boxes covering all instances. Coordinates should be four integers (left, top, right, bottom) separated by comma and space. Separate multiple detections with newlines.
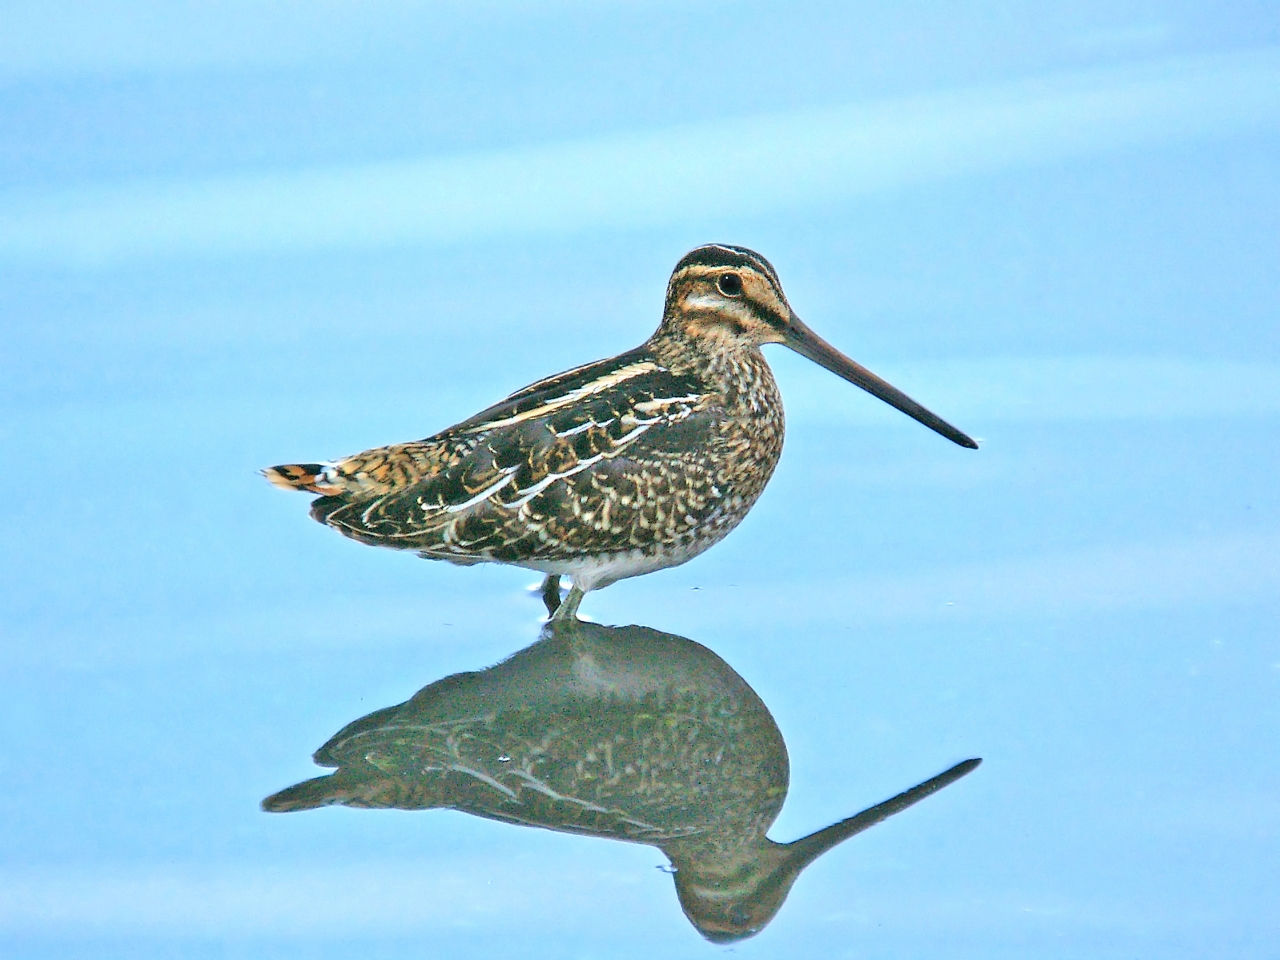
3, 4, 1279, 958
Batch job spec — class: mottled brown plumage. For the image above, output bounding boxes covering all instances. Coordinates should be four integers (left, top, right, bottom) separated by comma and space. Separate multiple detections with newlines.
265, 244, 976, 617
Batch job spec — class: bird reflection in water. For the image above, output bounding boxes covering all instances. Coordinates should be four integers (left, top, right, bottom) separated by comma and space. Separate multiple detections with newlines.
264, 620, 979, 942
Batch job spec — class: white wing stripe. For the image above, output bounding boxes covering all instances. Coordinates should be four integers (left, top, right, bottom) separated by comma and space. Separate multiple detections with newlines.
396, 396, 700, 519
502, 420, 656, 509
467, 360, 661, 431
555, 418, 613, 438
503, 451, 610, 509
442, 468, 518, 514
633, 394, 705, 412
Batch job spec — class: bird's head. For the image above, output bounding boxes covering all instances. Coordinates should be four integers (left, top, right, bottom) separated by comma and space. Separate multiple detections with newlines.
659, 243, 978, 448
661, 243, 795, 350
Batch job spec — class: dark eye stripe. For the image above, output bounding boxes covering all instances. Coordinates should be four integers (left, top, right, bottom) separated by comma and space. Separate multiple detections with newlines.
764, 305, 790, 328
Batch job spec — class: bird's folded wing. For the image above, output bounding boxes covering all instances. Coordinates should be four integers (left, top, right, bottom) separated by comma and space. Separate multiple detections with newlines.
312, 360, 717, 549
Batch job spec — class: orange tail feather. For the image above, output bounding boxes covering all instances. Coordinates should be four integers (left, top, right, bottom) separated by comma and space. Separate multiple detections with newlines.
261, 463, 341, 495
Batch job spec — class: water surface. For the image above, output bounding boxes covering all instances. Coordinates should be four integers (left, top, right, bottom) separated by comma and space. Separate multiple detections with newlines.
3, 3, 1278, 957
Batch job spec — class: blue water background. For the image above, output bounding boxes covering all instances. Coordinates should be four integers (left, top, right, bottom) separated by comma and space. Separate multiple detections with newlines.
2, 3, 1278, 957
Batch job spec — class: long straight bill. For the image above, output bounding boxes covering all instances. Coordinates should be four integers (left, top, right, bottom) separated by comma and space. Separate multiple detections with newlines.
784, 315, 978, 448
786, 758, 982, 866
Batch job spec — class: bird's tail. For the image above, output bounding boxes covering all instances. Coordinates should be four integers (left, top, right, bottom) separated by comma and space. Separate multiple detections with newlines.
261, 462, 344, 495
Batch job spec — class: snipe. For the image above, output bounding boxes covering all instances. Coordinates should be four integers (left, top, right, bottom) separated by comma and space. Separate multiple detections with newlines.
265, 244, 976, 618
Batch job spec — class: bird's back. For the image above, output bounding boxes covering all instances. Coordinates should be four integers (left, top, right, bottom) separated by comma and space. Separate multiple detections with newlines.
269, 343, 785, 580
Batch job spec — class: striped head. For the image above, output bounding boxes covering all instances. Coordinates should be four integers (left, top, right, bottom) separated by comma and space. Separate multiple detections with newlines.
659, 244, 978, 448
662, 243, 793, 348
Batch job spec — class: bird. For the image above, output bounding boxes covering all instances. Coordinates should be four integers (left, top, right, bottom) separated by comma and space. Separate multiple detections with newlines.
262, 617, 982, 942
264, 243, 977, 619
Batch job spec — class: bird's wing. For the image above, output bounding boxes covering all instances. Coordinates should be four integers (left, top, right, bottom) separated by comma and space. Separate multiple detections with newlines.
311, 355, 718, 554
452, 345, 668, 432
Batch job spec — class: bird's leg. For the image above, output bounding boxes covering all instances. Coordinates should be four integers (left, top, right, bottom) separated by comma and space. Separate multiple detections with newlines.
549, 583, 586, 622
539, 574, 563, 617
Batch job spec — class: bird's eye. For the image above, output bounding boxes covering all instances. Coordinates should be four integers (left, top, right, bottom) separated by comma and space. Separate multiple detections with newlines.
716, 273, 744, 297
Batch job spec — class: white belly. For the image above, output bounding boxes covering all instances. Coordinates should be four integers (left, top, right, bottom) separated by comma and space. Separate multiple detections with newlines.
518, 539, 716, 592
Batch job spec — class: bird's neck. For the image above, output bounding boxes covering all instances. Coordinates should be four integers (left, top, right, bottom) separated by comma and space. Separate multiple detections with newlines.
648, 324, 780, 415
